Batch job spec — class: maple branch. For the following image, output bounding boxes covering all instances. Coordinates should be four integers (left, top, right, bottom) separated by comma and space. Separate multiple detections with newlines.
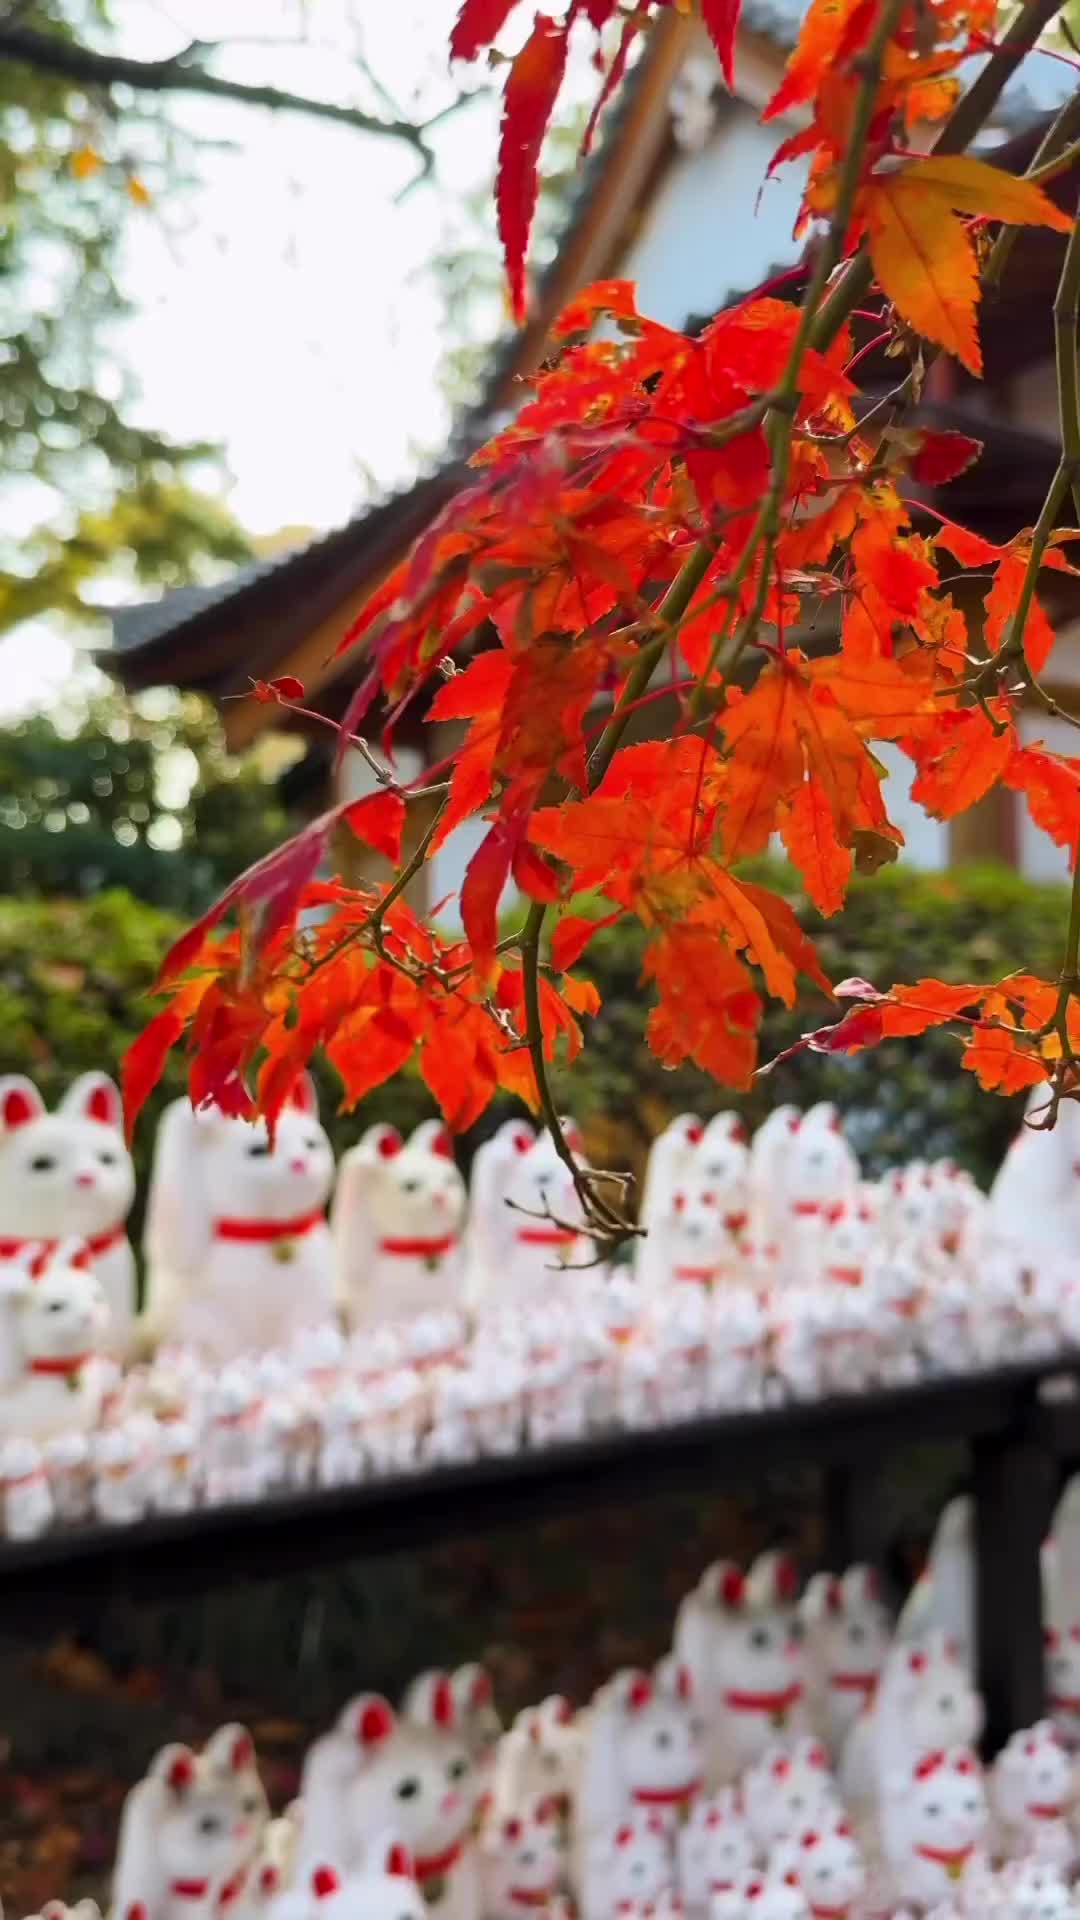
0, 23, 452, 168
810, 0, 1070, 356
687, 0, 905, 713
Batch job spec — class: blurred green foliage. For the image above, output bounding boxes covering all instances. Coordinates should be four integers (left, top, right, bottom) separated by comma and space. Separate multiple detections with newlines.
0, 859, 1070, 1244
0, 688, 290, 914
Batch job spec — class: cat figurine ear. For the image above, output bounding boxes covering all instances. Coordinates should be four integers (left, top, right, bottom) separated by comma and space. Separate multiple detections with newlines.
0, 1076, 46, 1135
59, 1073, 123, 1131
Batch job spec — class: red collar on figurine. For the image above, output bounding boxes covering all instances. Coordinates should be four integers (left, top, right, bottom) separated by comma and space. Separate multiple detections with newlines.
0, 1228, 123, 1274
633, 1777, 702, 1807
507, 1888, 558, 1908
515, 1226, 578, 1247
29, 1353, 91, 1376
791, 1201, 845, 1222
378, 1233, 458, 1259
827, 1266, 863, 1287
213, 1211, 323, 1244
414, 1838, 465, 1883
914, 1843, 974, 1869
723, 1682, 804, 1715
1027, 1802, 1065, 1819
675, 1265, 721, 1283
170, 1881, 210, 1900
829, 1671, 877, 1695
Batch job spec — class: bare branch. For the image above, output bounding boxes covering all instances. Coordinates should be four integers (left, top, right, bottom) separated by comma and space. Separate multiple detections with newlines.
0, 23, 446, 159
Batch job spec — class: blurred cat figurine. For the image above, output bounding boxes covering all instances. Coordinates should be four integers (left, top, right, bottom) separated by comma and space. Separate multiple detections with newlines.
466, 1119, 589, 1313
296, 1675, 478, 1919
141, 1076, 335, 1362
0, 1240, 110, 1439
332, 1123, 466, 1330
112, 1724, 268, 1920
0, 1074, 135, 1353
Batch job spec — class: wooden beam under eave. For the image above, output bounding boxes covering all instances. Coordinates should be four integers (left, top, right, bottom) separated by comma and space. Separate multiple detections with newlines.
222, 578, 383, 751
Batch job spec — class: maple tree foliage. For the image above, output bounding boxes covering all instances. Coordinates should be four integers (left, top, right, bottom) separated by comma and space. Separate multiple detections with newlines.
127, 0, 1080, 1244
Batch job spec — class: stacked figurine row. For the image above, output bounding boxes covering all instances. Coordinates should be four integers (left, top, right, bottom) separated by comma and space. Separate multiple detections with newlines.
2, 1083, 1080, 1536
4, 1069, 1079, 1368
14, 1487, 1080, 1920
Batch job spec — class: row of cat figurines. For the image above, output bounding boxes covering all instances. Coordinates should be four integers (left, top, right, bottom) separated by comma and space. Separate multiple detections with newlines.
0, 1071, 590, 1367
1, 1066, 1060, 1377
42, 1539, 1080, 1920
0, 1072, 997, 1372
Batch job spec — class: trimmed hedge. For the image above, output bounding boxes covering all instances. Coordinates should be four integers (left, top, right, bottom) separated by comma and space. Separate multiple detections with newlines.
0, 863, 1069, 1242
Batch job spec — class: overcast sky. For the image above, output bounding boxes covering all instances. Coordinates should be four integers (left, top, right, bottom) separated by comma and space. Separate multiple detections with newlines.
0, 0, 558, 714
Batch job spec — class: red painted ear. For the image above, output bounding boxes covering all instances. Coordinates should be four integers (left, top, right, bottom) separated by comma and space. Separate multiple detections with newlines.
230, 1732, 253, 1772
836, 1821, 852, 1838
908, 1650, 928, 1673
1045, 1627, 1061, 1649
385, 1843, 414, 1880
627, 1672, 652, 1711
566, 1128, 584, 1156
167, 1752, 195, 1792
801, 1831, 820, 1850
470, 1667, 493, 1707
731, 1121, 749, 1145
719, 1566, 745, 1608
914, 1750, 944, 1780
356, 1697, 395, 1746
686, 1121, 704, 1144
258, 1868, 280, 1895
552, 1695, 573, 1724
377, 1129, 403, 1160
788, 1116, 801, 1134
775, 1555, 799, 1602
826, 1577, 844, 1615
311, 1867, 340, 1899
616, 1825, 634, 1849
830, 1115, 842, 1134
513, 1128, 533, 1155
126, 1905, 148, 1920
773, 1757, 791, 1780
84, 1081, 122, 1128
648, 1814, 666, 1836
288, 1072, 318, 1116
675, 1664, 693, 1703
1069, 1624, 1080, 1644
785, 1871, 800, 1887
954, 1754, 975, 1775
2, 1083, 43, 1130
746, 1880, 764, 1899
432, 1673, 455, 1728
809, 1745, 828, 1770
706, 1809, 723, 1828
674, 1192, 686, 1214
432, 1128, 453, 1160
537, 1797, 559, 1824
504, 1819, 523, 1843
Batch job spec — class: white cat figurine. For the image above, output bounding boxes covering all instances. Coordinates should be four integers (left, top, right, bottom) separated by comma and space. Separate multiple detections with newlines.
0, 1241, 110, 1439
478, 1800, 566, 1920
0, 1073, 135, 1353
112, 1724, 268, 1920
879, 1746, 989, 1908
576, 1663, 703, 1842
332, 1123, 466, 1330
467, 1119, 588, 1313
142, 1076, 335, 1362
991, 1721, 1076, 1870
800, 1566, 892, 1753
674, 1554, 808, 1784
296, 1677, 478, 1919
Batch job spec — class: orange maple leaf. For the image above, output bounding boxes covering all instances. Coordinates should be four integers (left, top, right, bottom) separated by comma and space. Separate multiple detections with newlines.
643, 927, 762, 1090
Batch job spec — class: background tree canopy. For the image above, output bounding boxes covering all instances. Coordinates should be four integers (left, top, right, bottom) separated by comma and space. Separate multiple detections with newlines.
0, 686, 289, 911
0, 0, 515, 633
